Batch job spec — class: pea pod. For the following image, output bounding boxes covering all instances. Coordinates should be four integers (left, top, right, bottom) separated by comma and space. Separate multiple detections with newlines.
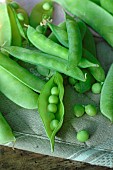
0, 52, 46, 93
0, 112, 16, 144
89, 0, 100, 5
54, 0, 113, 48
74, 70, 95, 93
38, 72, 64, 151
78, 58, 99, 68
30, 0, 53, 28
0, 2, 11, 46
2, 46, 86, 82
7, 4, 22, 46
66, 18, 82, 69
100, 0, 113, 15
0, 66, 39, 109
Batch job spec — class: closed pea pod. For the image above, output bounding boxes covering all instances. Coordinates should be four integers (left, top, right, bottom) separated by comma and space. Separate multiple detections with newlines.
0, 112, 16, 144
100, 63, 113, 122
38, 72, 64, 152
0, 66, 39, 109
0, 52, 46, 93
2, 46, 86, 82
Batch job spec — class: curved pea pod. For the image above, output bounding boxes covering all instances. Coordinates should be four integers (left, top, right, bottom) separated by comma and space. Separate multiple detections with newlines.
100, 64, 113, 122
78, 58, 99, 68
66, 18, 82, 69
74, 70, 95, 93
2, 46, 86, 82
30, 0, 53, 28
0, 52, 46, 93
7, 4, 22, 46
0, 2, 11, 46
0, 112, 16, 144
38, 72, 64, 151
76, 19, 86, 40
0, 66, 39, 109
54, 0, 113, 47
83, 27, 96, 57
83, 49, 105, 82
100, 0, 113, 15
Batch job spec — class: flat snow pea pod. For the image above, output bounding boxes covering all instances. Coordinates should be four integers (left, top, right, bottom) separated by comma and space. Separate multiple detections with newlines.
74, 69, 95, 93
38, 72, 64, 151
66, 18, 82, 69
83, 27, 96, 57
0, 66, 39, 109
100, 0, 113, 15
0, 52, 46, 93
54, 0, 113, 48
83, 49, 105, 82
30, 0, 53, 28
0, 2, 11, 46
7, 4, 22, 46
78, 58, 99, 68
27, 26, 68, 60
0, 112, 16, 144
2, 46, 86, 82
100, 64, 113, 122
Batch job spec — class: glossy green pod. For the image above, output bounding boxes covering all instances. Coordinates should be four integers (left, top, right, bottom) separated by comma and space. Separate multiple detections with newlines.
100, 63, 113, 122
38, 72, 64, 151
0, 112, 16, 144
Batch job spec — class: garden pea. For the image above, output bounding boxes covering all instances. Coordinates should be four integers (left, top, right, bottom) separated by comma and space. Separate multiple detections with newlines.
85, 104, 97, 116
77, 130, 90, 142
38, 72, 64, 152
74, 104, 85, 117
17, 13, 24, 21
48, 95, 59, 104
0, 112, 16, 144
91, 82, 102, 94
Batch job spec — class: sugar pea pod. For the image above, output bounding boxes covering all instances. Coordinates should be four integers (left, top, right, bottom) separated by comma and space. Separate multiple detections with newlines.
78, 58, 99, 68
0, 52, 46, 93
7, 4, 22, 46
0, 2, 11, 46
100, 63, 113, 122
76, 19, 86, 40
0, 112, 16, 144
83, 27, 96, 57
100, 0, 113, 15
74, 69, 95, 93
83, 49, 105, 82
54, 0, 113, 48
30, 0, 53, 28
2, 46, 86, 82
38, 72, 64, 151
0, 66, 39, 109
66, 18, 82, 69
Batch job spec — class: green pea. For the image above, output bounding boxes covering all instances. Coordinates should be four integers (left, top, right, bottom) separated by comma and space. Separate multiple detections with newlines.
47, 112, 55, 120
50, 119, 59, 130
77, 130, 90, 142
74, 104, 85, 117
17, 13, 24, 21
48, 103, 57, 113
51, 86, 59, 95
48, 95, 59, 104
42, 2, 52, 10
85, 104, 97, 116
91, 82, 102, 94
0, 112, 16, 144
68, 77, 78, 86
10, 2, 20, 9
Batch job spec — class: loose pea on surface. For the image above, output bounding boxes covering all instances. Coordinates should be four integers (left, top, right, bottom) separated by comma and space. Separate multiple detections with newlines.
50, 119, 59, 130
85, 104, 97, 116
51, 86, 59, 95
74, 104, 85, 117
76, 130, 89, 142
48, 103, 57, 113
48, 95, 59, 104
91, 82, 102, 94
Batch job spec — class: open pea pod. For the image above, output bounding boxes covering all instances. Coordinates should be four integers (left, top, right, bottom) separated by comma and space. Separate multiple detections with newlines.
30, 0, 53, 28
0, 2, 11, 46
38, 72, 64, 152
0, 112, 16, 144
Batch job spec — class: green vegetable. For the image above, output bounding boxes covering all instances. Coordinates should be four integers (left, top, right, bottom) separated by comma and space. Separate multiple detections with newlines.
89, 0, 100, 5
54, 0, 113, 48
43, 2, 53, 10
85, 104, 97, 116
10, 1, 20, 9
91, 82, 102, 94
17, 13, 24, 21
0, 112, 16, 144
68, 77, 78, 86
100, 63, 113, 122
74, 104, 85, 117
38, 72, 64, 152
100, 0, 113, 15
48, 103, 57, 113
76, 130, 89, 142
51, 86, 59, 95
48, 95, 59, 104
